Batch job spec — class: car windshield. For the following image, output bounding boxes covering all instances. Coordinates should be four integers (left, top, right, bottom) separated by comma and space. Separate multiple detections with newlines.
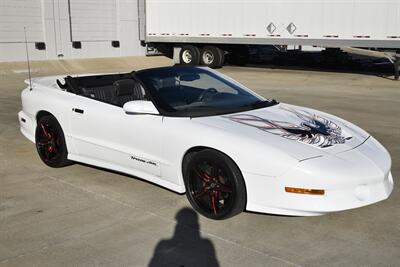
135, 66, 277, 117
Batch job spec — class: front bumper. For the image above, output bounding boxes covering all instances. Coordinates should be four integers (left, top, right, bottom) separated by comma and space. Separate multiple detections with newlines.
244, 137, 394, 216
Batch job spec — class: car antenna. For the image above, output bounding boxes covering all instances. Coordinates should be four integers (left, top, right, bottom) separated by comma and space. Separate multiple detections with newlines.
23, 26, 33, 91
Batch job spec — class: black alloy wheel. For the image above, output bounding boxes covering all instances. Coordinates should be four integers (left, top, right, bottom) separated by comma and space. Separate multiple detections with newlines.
184, 149, 246, 220
35, 115, 71, 168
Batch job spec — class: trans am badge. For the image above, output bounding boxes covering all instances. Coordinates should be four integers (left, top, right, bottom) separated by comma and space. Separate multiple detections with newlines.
224, 106, 348, 148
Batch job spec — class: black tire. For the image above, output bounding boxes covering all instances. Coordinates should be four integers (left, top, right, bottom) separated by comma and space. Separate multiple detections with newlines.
200, 46, 225, 68
179, 45, 200, 65
183, 149, 246, 220
35, 115, 71, 168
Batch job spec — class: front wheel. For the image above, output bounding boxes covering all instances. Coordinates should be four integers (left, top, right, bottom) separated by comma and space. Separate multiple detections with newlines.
183, 149, 246, 220
35, 115, 72, 168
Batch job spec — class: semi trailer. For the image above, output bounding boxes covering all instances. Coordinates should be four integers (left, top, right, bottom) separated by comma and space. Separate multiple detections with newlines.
138, 0, 400, 79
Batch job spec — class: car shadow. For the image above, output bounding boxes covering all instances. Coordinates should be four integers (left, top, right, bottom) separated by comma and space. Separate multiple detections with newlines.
148, 208, 220, 267
228, 48, 397, 80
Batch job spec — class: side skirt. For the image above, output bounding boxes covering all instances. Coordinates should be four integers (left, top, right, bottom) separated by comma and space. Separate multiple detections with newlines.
68, 153, 186, 193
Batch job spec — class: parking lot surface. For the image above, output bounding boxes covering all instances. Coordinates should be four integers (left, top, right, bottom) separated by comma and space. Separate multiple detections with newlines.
1, 57, 399, 266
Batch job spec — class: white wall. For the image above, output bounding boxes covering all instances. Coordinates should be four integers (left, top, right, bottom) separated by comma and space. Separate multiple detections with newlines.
0, 0, 145, 62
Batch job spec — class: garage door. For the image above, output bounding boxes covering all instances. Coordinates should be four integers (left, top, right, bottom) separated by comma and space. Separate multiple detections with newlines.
0, 0, 44, 43
69, 0, 117, 41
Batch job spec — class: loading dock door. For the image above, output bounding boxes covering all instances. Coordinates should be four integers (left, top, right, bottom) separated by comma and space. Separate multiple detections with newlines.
68, 0, 117, 41
0, 0, 44, 43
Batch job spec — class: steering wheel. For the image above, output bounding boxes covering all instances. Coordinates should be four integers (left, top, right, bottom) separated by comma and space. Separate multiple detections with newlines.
197, 88, 218, 102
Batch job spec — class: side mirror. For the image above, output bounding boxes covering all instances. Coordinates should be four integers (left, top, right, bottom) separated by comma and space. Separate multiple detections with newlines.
123, 100, 159, 115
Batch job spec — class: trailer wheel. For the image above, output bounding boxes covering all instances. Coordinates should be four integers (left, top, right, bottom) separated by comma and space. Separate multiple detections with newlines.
179, 45, 200, 65
200, 46, 225, 68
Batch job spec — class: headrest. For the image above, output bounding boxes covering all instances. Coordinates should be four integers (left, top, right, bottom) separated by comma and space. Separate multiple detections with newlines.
113, 79, 135, 96
64, 76, 83, 94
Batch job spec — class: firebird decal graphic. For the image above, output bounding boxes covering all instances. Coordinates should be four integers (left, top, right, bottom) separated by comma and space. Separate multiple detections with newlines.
224, 106, 348, 148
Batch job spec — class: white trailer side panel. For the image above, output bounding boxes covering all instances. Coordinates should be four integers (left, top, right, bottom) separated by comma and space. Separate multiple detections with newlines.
145, 0, 400, 48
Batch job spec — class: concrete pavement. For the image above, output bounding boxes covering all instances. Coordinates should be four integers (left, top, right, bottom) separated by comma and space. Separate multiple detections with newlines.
0, 56, 399, 266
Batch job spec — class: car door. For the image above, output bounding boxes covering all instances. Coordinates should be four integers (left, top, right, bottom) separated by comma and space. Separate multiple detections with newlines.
69, 95, 163, 177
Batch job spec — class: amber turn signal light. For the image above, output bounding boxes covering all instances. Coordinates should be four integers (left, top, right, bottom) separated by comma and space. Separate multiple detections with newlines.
285, 187, 325, 195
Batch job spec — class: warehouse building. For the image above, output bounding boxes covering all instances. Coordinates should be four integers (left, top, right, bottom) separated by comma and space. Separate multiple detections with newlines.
0, 0, 145, 62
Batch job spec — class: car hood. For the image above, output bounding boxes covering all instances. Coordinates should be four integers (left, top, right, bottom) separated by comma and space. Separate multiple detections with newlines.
193, 103, 370, 160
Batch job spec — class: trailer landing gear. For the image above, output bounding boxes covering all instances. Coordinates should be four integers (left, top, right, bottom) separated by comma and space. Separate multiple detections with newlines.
394, 55, 399, 81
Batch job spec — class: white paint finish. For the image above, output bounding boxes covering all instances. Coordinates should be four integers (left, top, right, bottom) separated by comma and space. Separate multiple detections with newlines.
18, 69, 394, 216
0, 0, 145, 62
353, 2, 384, 38
52, 0, 71, 58
69, 95, 163, 177
145, 0, 400, 44
43, 19, 57, 58
321, 2, 353, 38
123, 100, 159, 114
119, 0, 138, 21
69, 40, 120, 58
245, 171, 394, 216
0, 0, 44, 42
0, 42, 46, 61
69, 0, 117, 41
386, 1, 400, 37
119, 20, 145, 56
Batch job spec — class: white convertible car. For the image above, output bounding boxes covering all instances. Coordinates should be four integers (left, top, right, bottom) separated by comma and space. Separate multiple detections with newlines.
18, 66, 393, 219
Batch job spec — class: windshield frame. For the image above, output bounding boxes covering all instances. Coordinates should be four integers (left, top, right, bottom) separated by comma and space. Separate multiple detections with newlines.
133, 66, 278, 118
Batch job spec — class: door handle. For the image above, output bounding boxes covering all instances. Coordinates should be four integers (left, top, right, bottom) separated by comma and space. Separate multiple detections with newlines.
72, 108, 84, 114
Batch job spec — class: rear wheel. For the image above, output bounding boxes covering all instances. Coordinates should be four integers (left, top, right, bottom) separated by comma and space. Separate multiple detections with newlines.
35, 115, 71, 168
183, 149, 246, 220
200, 46, 225, 68
179, 45, 200, 65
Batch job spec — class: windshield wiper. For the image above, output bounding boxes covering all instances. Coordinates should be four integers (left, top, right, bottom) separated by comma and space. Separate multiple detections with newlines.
177, 105, 217, 112
246, 99, 278, 108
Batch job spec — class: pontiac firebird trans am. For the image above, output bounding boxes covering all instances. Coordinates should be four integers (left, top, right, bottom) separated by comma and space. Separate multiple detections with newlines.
18, 66, 394, 219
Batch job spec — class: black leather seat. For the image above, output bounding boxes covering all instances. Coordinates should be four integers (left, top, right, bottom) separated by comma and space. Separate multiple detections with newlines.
82, 86, 115, 104
112, 79, 144, 107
